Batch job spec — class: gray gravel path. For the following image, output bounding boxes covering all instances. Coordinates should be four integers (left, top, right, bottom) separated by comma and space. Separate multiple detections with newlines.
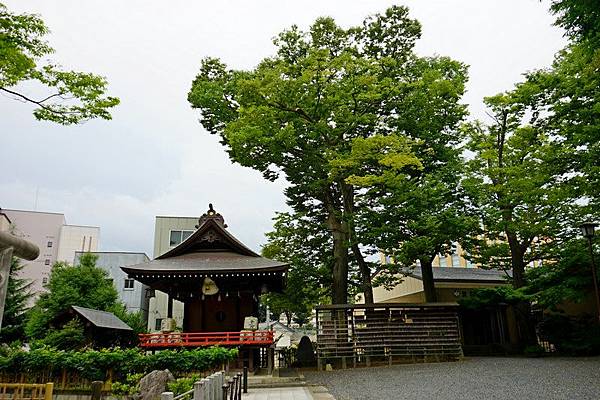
304, 357, 600, 400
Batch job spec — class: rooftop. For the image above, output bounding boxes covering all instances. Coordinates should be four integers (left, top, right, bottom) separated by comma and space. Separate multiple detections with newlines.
71, 306, 133, 331
407, 266, 510, 283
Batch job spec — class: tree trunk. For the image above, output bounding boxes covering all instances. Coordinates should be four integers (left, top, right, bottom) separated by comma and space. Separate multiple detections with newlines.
506, 232, 536, 345
351, 244, 374, 304
420, 258, 437, 302
339, 182, 373, 304
327, 210, 349, 304
506, 233, 526, 288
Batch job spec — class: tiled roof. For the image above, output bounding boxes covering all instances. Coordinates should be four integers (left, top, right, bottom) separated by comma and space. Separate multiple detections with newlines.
71, 306, 133, 331
122, 251, 288, 274
406, 266, 510, 283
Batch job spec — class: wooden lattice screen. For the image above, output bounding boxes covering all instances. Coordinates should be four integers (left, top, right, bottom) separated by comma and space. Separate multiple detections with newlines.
315, 303, 463, 369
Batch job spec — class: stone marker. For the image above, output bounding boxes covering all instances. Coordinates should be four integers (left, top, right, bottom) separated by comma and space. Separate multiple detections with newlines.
296, 336, 316, 367
138, 369, 175, 400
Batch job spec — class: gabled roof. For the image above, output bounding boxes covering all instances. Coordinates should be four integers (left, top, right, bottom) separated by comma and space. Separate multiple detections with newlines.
71, 306, 133, 331
156, 217, 257, 259
406, 266, 510, 283
122, 205, 288, 276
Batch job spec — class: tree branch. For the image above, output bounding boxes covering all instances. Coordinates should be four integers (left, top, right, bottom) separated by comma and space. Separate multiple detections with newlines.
0, 87, 73, 116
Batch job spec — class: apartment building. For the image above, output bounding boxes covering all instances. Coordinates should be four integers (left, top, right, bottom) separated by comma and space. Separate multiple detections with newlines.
2, 209, 99, 296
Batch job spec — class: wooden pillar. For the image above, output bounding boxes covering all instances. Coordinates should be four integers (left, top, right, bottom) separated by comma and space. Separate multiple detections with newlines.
167, 296, 174, 319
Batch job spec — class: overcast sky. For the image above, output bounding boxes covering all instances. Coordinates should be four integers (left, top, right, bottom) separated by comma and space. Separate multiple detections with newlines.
1, 0, 566, 257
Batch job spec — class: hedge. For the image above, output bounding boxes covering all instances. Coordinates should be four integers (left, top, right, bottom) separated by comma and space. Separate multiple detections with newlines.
0, 346, 238, 381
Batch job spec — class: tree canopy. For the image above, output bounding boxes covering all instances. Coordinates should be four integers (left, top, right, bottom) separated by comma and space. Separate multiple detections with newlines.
189, 6, 468, 303
0, 2, 119, 124
25, 253, 120, 340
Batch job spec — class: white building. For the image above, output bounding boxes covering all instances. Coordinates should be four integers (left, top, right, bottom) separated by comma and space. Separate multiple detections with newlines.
1, 208, 99, 297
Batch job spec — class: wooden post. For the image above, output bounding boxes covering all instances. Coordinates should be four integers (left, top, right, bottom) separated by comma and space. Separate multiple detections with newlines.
92, 381, 103, 400
91, 381, 103, 400
267, 348, 273, 375
44, 383, 54, 400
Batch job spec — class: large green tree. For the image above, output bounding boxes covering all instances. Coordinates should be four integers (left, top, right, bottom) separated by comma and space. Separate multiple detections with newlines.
0, 257, 34, 343
0, 2, 119, 124
25, 253, 120, 340
330, 56, 471, 302
463, 91, 578, 289
189, 6, 467, 304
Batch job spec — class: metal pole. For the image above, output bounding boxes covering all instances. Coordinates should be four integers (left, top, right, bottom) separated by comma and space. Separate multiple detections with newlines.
242, 367, 247, 394
587, 238, 600, 324
221, 383, 228, 400
236, 372, 242, 400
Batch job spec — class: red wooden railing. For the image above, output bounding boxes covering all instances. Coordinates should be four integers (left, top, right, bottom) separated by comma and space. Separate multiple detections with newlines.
138, 330, 274, 348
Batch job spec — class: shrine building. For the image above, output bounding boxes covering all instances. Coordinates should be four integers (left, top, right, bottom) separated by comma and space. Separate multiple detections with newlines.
121, 205, 288, 369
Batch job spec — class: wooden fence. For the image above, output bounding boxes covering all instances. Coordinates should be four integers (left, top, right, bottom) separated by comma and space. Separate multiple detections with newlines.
315, 303, 463, 369
0, 383, 53, 400
0, 371, 112, 392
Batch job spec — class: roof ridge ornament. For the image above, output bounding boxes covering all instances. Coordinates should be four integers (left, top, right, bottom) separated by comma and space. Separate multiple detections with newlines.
196, 203, 227, 228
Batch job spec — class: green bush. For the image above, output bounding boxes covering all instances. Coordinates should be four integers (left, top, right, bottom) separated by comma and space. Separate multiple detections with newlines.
538, 314, 600, 356
0, 346, 238, 382
167, 375, 200, 396
111, 373, 144, 396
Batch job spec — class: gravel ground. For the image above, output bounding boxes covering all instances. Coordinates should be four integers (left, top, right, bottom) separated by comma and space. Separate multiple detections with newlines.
303, 357, 600, 400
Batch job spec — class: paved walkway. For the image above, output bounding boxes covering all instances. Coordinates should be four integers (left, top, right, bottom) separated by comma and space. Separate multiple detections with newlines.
242, 387, 313, 400
242, 386, 335, 400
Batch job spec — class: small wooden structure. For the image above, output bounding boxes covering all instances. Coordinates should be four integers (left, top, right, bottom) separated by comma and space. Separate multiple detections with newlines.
315, 303, 463, 369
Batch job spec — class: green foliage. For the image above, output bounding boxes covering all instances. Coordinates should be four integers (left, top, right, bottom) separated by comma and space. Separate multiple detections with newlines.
0, 2, 119, 124
524, 239, 597, 310
111, 373, 143, 396
549, 0, 600, 43
261, 212, 330, 323
25, 253, 120, 341
463, 88, 581, 287
0, 258, 34, 343
189, 6, 468, 303
0, 347, 237, 381
39, 319, 85, 350
167, 375, 200, 396
538, 314, 600, 356
458, 286, 528, 310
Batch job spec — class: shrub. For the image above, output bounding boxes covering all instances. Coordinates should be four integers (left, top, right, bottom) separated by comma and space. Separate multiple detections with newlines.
0, 346, 238, 382
538, 314, 600, 356
167, 375, 200, 396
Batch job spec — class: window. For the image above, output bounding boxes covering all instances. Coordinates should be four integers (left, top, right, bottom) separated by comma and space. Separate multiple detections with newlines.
124, 278, 135, 289
44, 259, 50, 265
155, 318, 163, 331
169, 230, 194, 246
47, 241, 53, 248
451, 254, 461, 267
439, 256, 447, 267
42, 277, 48, 284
